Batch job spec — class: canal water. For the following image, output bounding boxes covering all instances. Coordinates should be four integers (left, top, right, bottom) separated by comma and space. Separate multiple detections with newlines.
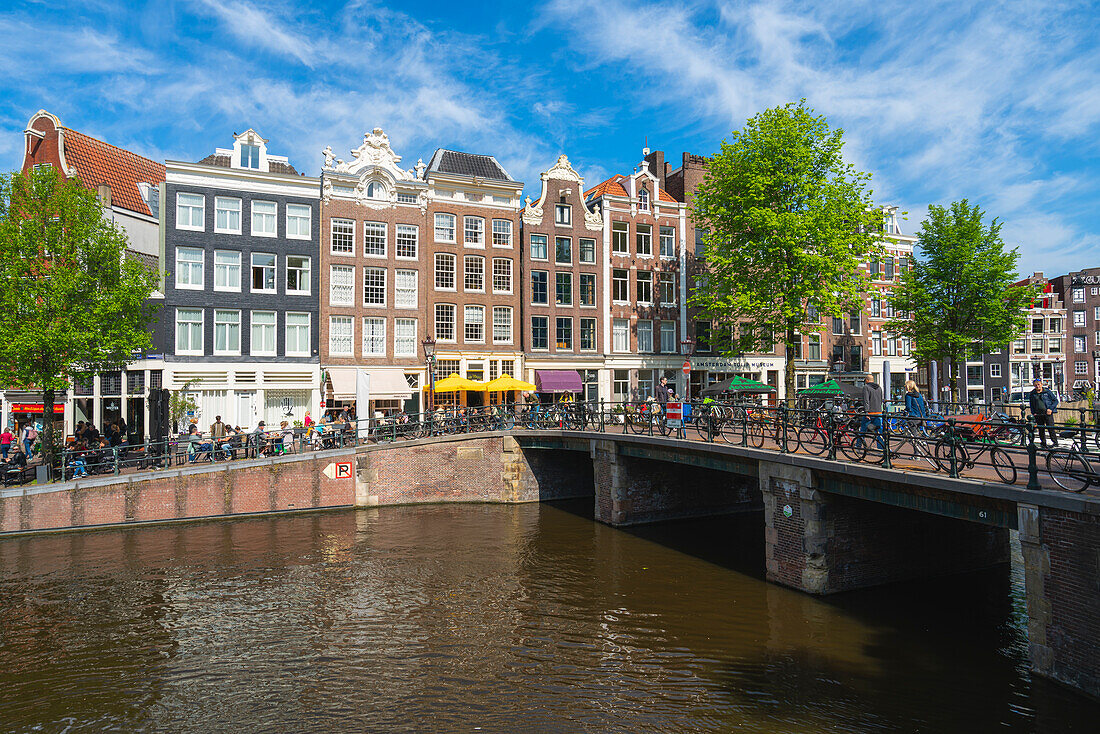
0, 501, 1097, 732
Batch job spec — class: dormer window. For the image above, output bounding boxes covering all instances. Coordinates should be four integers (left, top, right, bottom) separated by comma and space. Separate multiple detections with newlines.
638, 187, 650, 211
241, 144, 261, 169
366, 181, 385, 199
883, 212, 898, 234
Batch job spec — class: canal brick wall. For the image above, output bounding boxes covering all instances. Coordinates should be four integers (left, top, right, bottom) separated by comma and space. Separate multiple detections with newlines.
0, 450, 358, 535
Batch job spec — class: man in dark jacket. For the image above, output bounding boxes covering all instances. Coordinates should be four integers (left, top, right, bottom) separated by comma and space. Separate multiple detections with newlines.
860, 375, 885, 450
1029, 379, 1059, 447
655, 376, 671, 408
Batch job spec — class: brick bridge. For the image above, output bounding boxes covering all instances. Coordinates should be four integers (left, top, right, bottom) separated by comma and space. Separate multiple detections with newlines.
2, 429, 1097, 699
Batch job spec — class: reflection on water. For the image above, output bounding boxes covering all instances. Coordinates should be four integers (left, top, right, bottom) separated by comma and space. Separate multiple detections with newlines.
0, 501, 1096, 732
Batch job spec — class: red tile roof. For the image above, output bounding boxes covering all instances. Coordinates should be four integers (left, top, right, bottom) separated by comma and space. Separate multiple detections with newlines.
61, 127, 165, 218
584, 173, 679, 203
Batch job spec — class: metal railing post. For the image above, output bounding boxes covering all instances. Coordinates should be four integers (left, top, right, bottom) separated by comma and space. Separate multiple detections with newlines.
113, 447, 120, 475
778, 402, 788, 453
826, 412, 837, 460
740, 408, 748, 448
882, 414, 892, 469
947, 418, 959, 478
1026, 420, 1041, 491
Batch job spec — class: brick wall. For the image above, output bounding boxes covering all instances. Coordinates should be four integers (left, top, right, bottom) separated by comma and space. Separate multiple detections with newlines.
1019, 503, 1100, 699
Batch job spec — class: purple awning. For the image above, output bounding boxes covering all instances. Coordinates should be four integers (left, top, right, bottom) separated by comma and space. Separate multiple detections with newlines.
534, 370, 583, 393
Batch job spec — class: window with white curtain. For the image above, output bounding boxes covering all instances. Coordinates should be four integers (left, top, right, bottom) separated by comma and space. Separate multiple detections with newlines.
214, 310, 241, 355
215, 197, 241, 234
395, 318, 417, 356
176, 308, 203, 354
330, 265, 354, 306
213, 250, 240, 291
251, 200, 277, 236
251, 311, 276, 356
329, 316, 353, 356
175, 247, 204, 289
637, 320, 653, 352
176, 193, 204, 230
660, 322, 676, 353
395, 269, 417, 309
285, 312, 310, 356
286, 204, 311, 239
613, 319, 629, 352
363, 317, 386, 356
492, 307, 512, 344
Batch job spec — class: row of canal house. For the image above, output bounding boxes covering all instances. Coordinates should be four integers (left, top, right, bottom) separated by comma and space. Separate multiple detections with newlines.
11, 110, 922, 438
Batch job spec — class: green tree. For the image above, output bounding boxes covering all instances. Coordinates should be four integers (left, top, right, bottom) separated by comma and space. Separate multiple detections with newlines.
690, 100, 881, 398
0, 166, 159, 468
168, 381, 199, 434
887, 200, 1034, 402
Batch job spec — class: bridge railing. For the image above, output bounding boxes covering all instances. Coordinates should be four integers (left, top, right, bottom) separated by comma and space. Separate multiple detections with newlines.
29, 400, 1100, 494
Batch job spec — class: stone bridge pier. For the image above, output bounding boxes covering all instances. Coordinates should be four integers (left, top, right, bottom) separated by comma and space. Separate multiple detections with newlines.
757, 461, 1010, 594
589, 439, 760, 526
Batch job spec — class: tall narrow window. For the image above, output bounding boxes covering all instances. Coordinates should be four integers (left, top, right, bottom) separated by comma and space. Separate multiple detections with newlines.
394, 318, 417, 356
435, 304, 456, 342
396, 224, 418, 258
531, 271, 548, 304
659, 272, 675, 305
637, 320, 653, 352
330, 265, 354, 306
362, 317, 386, 356
214, 309, 241, 355
638, 187, 650, 211
435, 253, 456, 290
363, 221, 386, 256
531, 316, 549, 350
492, 307, 512, 344
492, 219, 512, 247
464, 216, 484, 247
636, 224, 652, 256
464, 256, 485, 292
660, 322, 676, 353
612, 222, 628, 254
285, 312, 311, 356
613, 319, 629, 352
175, 308, 203, 354
580, 238, 596, 263
464, 305, 485, 342
331, 218, 354, 254
556, 272, 572, 305
213, 250, 240, 291
240, 144, 260, 169
250, 311, 276, 356
580, 273, 596, 306
329, 316, 353, 356
555, 204, 571, 225
555, 237, 571, 263
530, 234, 548, 260
580, 318, 596, 351
395, 269, 417, 309
637, 271, 652, 304
556, 317, 573, 350
435, 213, 456, 242
659, 226, 675, 257
492, 258, 512, 293
363, 267, 386, 306
613, 269, 629, 302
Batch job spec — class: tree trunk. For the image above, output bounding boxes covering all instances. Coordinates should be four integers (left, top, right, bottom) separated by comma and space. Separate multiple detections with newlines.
785, 328, 797, 403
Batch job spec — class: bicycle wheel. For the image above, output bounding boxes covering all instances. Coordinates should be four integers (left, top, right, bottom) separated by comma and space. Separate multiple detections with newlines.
1045, 450, 1090, 492
747, 420, 765, 448
989, 448, 1017, 484
933, 440, 967, 475
797, 426, 828, 456
657, 416, 673, 437
838, 432, 867, 462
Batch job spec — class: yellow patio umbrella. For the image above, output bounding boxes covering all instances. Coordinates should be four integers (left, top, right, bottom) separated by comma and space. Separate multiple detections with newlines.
485, 374, 536, 392
426, 373, 489, 392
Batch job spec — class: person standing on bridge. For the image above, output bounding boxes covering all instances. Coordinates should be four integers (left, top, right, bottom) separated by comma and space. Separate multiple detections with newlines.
861, 374, 885, 450
656, 376, 672, 412
1029, 378, 1060, 448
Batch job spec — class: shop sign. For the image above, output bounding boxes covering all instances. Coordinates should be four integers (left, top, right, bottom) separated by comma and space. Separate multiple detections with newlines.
9, 403, 66, 413
691, 357, 778, 371
1071, 275, 1100, 285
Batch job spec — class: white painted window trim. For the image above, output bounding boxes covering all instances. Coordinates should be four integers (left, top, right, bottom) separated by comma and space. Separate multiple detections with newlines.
362, 266, 387, 308
363, 220, 388, 258
213, 309, 242, 356
250, 252, 277, 294
175, 192, 205, 232
214, 196, 242, 235
330, 218, 356, 257
286, 255, 311, 296
175, 307, 204, 356
250, 200, 278, 238
362, 316, 387, 357
175, 246, 205, 290
329, 316, 355, 357
212, 249, 241, 293
285, 311, 311, 357
285, 203, 312, 240
250, 310, 277, 357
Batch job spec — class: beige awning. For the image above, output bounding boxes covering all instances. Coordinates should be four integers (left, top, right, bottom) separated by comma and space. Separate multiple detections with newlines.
327, 368, 358, 400
366, 368, 414, 400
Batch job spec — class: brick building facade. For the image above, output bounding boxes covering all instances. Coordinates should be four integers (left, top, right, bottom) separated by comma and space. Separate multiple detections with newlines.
1051, 267, 1100, 393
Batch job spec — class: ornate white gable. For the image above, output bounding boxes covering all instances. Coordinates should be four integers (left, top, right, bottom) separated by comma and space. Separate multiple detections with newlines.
523, 154, 602, 230
321, 127, 419, 181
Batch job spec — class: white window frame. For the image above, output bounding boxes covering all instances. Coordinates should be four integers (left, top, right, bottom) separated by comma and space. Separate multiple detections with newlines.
636, 224, 652, 257
396, 224, 418, 259
580, 317, 597, 352
395, 269, 418, 309
175, 193, 205, 231
464, 255, 485, 293
213, 309, 241, 356
434, 253, 456, 291
286, 203, 312, 240
637, 320, 653, 353
329, 316, 354, 357
531, 315, 549, 351
660, 322, 676, 354
1073, 287, 1085, 303
362, 317, 386, 357
1074, 310, 1087, 328
363, 266, 387, 307
529, 233, 548, 261
394, 318, 417, 357
250, 252, 277, 294
363, 221, 387, 258
612, 269, 629, 304
637, 271, 653, 305
213, 250, 241, 293
531, 270, 549, 305
464, 305, 485, 343
175, 308, 204, 356
286, 255, 311, 296
579, 272, 596, 307
555, 204, 572, 226
331, 218, 355, 256
329, 264, 354, 307
612, 222, 628, 254
492, 219, 513, 248
492, 258, 513, 294
285, 312, 311, 357
214, 196, 241, 234
1075, 335, 1087, 353
659, 272, 675, 306
464, 216, 485, 248
492, 306, 513, 345
250, 310, 277, 357
659, 226, 675, 258
435, 303, 456, 343
613, 318, 630, 353
250, 200, 277, 237
175, 247, 205, 290
435, 213, 456, 243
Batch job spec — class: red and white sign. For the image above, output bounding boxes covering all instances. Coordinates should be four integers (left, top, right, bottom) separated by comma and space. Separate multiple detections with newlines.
665, 401, 682, 421
335, 461, 353, 479
682, 361, 691, 375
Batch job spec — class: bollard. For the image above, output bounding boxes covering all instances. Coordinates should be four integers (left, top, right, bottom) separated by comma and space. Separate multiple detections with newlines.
1026, 420, 1041, 491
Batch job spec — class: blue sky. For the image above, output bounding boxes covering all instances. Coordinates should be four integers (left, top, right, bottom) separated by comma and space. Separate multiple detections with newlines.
2, 0, 1099, 276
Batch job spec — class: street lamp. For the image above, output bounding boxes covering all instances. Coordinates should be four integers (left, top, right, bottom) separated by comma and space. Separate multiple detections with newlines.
680, 336, 696, 402
421, 336, 437, 414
